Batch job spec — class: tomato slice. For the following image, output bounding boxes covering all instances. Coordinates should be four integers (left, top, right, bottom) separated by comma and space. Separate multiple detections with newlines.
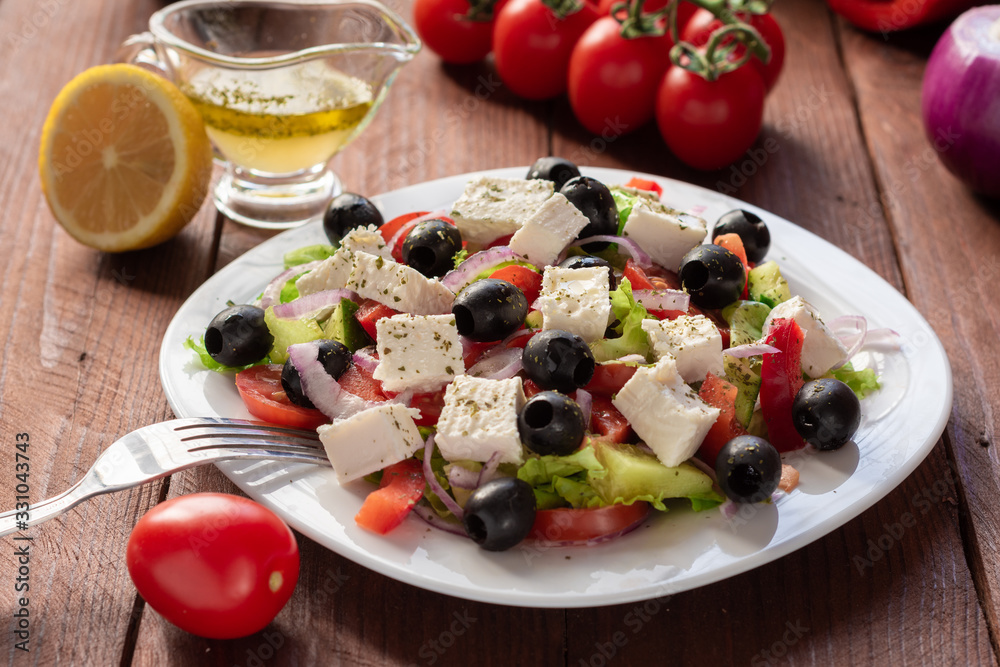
713, 232, 750, 299
355, 298, 400, 341
379, 212, 456, 262
489, 264, 543, 304
696, 372, 748, 467
355, 459, 425, 535
528, 502, 651, 544
337, 363, 389, 403
583, 363, 638, 396
589, 395, 632, 443
234, 365, 329, 430
378, 211, 429, 244
410, 388, 447, 427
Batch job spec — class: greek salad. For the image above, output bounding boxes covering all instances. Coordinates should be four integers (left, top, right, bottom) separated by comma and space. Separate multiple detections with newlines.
187, 158, 894, 552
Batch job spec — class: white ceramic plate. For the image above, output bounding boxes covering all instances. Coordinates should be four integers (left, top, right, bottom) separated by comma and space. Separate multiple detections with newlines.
159, 167, 952, 608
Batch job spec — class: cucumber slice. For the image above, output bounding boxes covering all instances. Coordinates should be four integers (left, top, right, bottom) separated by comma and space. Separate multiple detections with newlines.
723, 353, 762, 429
748, 261, 791, 308
588, 440, 717, 506
724, 300, 772, 347
322, 298, 371, 351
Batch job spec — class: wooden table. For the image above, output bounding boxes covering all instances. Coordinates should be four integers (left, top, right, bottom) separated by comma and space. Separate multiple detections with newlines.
2, 0, 999, 663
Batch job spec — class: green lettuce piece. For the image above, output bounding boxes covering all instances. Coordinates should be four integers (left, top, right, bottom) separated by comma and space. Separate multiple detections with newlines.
610, 189, 638, 233
552, 476, 601, 508
279, 273, 304, 304
831, 362, 881, 399
590, 278, 652, 362
183, 336, 268, 372
283, 244, 337, 269
452, 248, 469, 269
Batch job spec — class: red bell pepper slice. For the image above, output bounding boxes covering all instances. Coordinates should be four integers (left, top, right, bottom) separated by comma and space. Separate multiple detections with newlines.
355, 458, 425, 535
826, 0, 981, 33
759, 317, 807, 453
625, 177, 663, 197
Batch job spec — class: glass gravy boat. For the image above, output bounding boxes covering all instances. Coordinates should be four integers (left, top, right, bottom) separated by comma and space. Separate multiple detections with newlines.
119, 0, 420, 229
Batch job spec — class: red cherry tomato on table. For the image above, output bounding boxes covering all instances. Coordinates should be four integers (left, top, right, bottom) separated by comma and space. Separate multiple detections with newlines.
568, 16, 673, 136
493, 0, 599, 100
413, 0, 496, 64
681, 9, 786, 92
655, 64, 765, 171
126, 493, 300, 639
235, 365, 329, 430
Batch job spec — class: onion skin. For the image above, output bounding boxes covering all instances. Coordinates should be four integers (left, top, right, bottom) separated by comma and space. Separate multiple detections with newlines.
921, 6, 1000, 197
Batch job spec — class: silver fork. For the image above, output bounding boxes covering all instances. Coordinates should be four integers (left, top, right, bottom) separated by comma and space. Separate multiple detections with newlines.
0, 417, 329, 538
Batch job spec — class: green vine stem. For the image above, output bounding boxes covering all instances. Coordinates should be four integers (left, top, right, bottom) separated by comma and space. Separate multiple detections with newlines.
467, 0, 586, 21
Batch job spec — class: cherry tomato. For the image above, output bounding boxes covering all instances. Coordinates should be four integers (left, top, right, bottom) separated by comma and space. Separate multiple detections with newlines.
493, 0, 599, 100
529, 501, 650, 544
414, 0, 494, 64
235, 365, 329, 429
655, 64, 765, 171
568, 16, 673, 136
126, 493, 299, 639
681, 10, 785, 92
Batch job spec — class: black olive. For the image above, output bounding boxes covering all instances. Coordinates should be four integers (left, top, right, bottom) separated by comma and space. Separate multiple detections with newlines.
526, 157, 581, 190
559, 176, 619, 251
521, 329, 595, 394
323, 192, 383, 244
281, 339, 353, 408
462, 477, 536, 551
715, 435, 782, 503
558, 254, 618, 291
678, 244, 746, 309
792, 378, 861, 451
402, 219, 463, 278
452, 279, 528, 342
204, 305, 273, 367
714, 209, 770, 264
518, 391, 587, 456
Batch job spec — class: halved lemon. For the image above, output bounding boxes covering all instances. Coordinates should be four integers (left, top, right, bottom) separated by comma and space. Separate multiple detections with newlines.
39, 64, 213, 252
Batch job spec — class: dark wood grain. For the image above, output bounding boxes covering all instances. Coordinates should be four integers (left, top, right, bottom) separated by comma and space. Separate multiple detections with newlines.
838, 15, 1000, 656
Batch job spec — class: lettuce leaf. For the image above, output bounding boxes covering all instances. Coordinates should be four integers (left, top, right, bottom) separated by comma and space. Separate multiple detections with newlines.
831, 362, 881, 399
590, 278, 652, 362
283, 244, 337, 269
183, 336, 269, 372
610, 189, 638, 233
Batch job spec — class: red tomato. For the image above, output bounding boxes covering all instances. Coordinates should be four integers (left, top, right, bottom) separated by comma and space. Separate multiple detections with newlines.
655, 64, 765, 170
235, 365, 329, 430
126, 493, 299, 639
568, 17, 673, 135
713, 232, 750, 299
493, 0, 599, 100
462, 339, 495, 369
589, 394, 632, 442
355, 299, 400, 340
379, 212, 455, 263
411, 388, 447, 426
529, 501, 651, 543
489, 264, 543, 304
681, 10, 785, 92
760, 318, 807, 452
696, 372, 747, 467
583, 363, 638, 395
355, 459, 425, 534
596, 0, 696, 28
378, 211, 428, 244
413, 0, 494, 64
624, 176, 663, 196
338, 363, 389, 402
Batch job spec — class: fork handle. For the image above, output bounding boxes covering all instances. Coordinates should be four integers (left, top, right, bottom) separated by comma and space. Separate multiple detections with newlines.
0, 478, 102, 538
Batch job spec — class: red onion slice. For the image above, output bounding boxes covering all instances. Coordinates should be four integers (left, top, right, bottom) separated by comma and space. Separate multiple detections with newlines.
719, 499, 739, 520
260, 260, 322, 310
286, 343, 371, 420
501, 328, 534, 347
477, 451, 502, 487
352, 346, 380, 374
575, 388, 593, 426
467, 347, 523, 379
412, 504, 469, 537
633, 289, 689, 311
724, 342, 782, 358
422, 433, 464, 520
441, 246, 528, 292
830, 315, 868, 366
272, 289, 359, 320
570, 235, 653, 268
865, 327, 902, 351
447, 464, 481, 491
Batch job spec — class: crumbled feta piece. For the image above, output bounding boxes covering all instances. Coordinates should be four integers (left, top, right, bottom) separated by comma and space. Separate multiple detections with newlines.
763, 296, 848, 378
641, 315, 724, 384
534, 266, 611, 342
621, 200, 707, 271
372, 314, 465, 392
612, 357, 720, 467
450, 176, 554, 246
507, 193, 589, 267
346, 251, 455, 315
610, 184, 660, 202
341, 224, 391, 258
318, 404, 423, 483
435, 375, 526, 464
297, 225, 391, 296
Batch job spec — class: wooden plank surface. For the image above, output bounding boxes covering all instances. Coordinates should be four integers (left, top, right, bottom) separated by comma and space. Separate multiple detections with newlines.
1, 0, 998, 664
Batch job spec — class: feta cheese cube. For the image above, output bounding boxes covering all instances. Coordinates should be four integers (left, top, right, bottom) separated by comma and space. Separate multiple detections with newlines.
435, 375, 526, 464
621, 200, 707, 271
763, 296, 848, 378
296, 247, 355, 296
534, 266, 611, 342
341, 224, 392, 258
507, 193, 589, 267
347, 251, 455, 315
372, 314, 465, 392
318, 404, 423, 483
610, 184, 661, 203
612, 357, 720, 467
450, 176, 554, 246
641, 315, 724, 384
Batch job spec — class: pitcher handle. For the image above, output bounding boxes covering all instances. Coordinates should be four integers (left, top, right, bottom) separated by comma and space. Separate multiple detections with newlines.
115, 32, 168, 76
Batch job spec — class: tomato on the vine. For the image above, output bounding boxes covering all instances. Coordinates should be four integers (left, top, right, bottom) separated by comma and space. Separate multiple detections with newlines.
568, 16, 673, 135
655, 64, 765, 170
597, 0, 697, 30
127, 493, 300, 639
414, 0, 496, 64
681, 9, 786, 91
493, 0, 599, 100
